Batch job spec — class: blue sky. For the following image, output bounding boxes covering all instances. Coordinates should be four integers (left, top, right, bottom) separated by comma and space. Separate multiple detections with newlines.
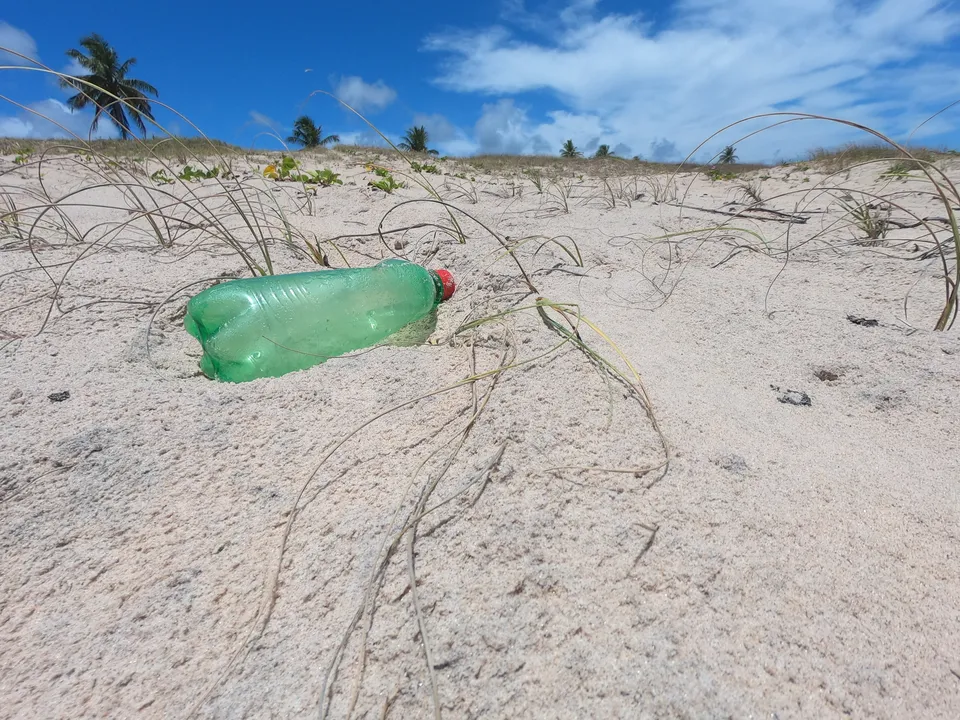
2, 0, 960, 161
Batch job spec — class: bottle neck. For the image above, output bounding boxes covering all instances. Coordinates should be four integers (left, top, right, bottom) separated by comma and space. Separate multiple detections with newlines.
429, 271, 444, 306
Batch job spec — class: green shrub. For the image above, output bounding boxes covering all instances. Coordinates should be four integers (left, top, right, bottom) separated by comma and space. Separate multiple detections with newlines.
706, 168, 737, 181
880, 161, 912, 179
369, 171, 404, 193
262, 156, 341, 185
263, 155, 300, 180
150, 169, 175, 184
411, 161, 441, 174
178, 164, 220, 181
309, 168, 342, 187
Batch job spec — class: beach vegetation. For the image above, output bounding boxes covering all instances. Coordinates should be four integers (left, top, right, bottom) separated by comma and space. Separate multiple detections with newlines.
560, 139, 582, 158
287, 115, 339, 148
398, 126, 439, 155
60, 33, 158, 139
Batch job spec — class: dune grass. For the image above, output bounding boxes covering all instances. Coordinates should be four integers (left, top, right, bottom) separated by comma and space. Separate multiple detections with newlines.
807, 141, 941, 172
2, 55, 672, 719
636, 111, 960, 330
459, 152, 770, 175
0, 134, 245, 160
3, 46, 959, 718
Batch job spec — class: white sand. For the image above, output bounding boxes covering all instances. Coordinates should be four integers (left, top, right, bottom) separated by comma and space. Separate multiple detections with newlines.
1, 150, 958, 718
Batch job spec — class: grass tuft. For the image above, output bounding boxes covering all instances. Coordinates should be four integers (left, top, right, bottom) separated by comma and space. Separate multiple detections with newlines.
836, 192, 890, 243
808, 142, 937, 172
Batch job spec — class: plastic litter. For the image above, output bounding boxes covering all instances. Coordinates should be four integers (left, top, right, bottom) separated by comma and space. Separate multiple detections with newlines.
184, 258, 455, 382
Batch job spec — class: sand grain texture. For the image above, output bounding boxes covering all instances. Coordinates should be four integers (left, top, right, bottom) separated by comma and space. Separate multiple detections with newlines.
1, 153, 958, 718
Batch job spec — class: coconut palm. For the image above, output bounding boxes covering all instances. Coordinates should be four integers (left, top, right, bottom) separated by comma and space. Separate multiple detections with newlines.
594, 144, 613, 158
60, 34, 158, 140
560, 139, 582, 158
398, 125, 439, 155
719, 145, 738, 164
287, 115, 339, 148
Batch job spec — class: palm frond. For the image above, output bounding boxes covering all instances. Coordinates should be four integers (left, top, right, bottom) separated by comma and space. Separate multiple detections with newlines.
399, 125, 435, 154
64, 48, 96, 71
124, 78, 158, 96
62, 34, 159, 139
90, 105, 104, 133
66, 92, 90, 111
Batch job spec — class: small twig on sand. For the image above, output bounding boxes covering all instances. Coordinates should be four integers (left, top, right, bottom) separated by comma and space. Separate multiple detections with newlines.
670, 202, 810, 224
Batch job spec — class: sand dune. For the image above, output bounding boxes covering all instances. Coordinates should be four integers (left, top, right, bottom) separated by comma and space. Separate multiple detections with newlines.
1, 149, 958, 718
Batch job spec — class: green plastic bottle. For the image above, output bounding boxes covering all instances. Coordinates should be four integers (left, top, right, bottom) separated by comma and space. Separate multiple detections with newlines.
184, 258, 456, 383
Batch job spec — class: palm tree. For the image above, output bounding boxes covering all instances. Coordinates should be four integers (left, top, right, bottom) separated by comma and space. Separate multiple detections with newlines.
594, 144, 613, 158
398, 125, 438, 155
719, 145, 738, 164
287, 115, 339, 148
60, 34, 158, 140
560, 139, 582, 158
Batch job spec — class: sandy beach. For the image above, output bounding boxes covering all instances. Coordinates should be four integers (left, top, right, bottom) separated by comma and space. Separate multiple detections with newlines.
1, 147, 958, 718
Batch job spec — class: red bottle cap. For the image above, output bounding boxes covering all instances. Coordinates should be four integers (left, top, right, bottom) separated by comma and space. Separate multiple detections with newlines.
435, 269, 456, 301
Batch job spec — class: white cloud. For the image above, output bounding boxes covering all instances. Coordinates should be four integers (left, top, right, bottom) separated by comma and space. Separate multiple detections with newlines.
435, 137, 480, 157
410, 112, 477, 156
249, 110, 278, 128
247, 110, 284, 136
0, 22, 38, 66
61, 58, 85, 77
427, 0, 960, 160
532, 110, 605, 155
333, 76, 397, 113
649, 138, 680, 162
336, 130, 388, 147
0, 116, 33, 137
411, 112, 458, 143
474, 99, 532, 154
559, 0, 600, 27
0, 98, 116, 139
467, 100, 610, 156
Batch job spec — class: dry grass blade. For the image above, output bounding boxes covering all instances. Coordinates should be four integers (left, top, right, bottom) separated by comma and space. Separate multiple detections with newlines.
736, 178, 764, 205
640, 173, 677, 203
538, 178, 573, 215
533, 235, 585, 266
835, 192, 890, 243
305, 89, 467, 243
666, 110, 959, 330
808, 142, 935, 173
440, 177, 480, 204
523, 168, 544, 193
